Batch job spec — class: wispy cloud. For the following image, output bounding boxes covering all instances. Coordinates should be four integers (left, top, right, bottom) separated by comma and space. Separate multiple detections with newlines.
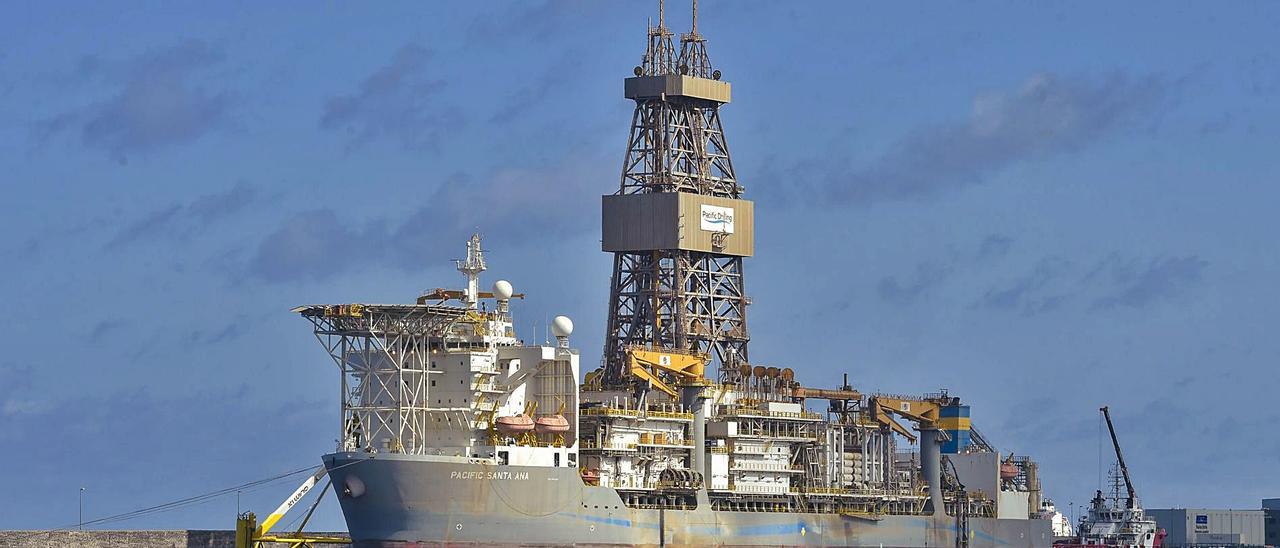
976, 234, 1014, 262
975, 256, 1072, 315
1091, 255, 1209, 310
104, 182, 258, 250
89, 319, 129, 343
970, 252, 1209, 315
464, 2, 604, 47
34, 40, 236, 164
105, 205, 184, 250
488, 53, 577, 125
248, 209, 388, 283
823, 72, 1171, 204
319, 44, 460, 151
246, 157, 606, 283
877, 262, 952, 305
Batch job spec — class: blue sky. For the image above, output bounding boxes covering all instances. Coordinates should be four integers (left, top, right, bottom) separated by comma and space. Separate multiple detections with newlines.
2, 0, 1278, 530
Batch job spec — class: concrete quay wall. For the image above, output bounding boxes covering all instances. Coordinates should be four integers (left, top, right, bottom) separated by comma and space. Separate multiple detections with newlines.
0, 530, 348, 548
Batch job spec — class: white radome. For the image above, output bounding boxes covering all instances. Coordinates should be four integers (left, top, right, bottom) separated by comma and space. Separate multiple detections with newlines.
492, 280, 514, 300
551, 315, 574, 337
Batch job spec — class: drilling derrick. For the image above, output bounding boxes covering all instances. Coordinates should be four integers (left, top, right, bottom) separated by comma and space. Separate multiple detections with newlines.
601, 1, 753, 389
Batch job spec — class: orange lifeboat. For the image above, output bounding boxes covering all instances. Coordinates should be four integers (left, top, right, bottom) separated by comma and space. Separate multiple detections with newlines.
534, 414, 571, 434
495, 414, 535, 434
1000, 462, 1020, 481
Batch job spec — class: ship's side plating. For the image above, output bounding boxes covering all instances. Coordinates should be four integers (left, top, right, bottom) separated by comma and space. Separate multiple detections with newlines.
324, 453, 1050, 547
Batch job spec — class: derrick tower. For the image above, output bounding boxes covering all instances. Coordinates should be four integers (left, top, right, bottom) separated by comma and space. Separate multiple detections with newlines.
600, 1, 754, 388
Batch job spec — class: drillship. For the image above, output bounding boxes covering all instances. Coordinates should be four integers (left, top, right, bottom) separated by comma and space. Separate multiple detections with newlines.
296, 5, 1055, 547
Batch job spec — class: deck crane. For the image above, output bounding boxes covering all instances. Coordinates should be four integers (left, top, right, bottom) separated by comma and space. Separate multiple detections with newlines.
624, 347, 708, 399
234, 467, 350, 548
867, 392, 960, 516
1100, 405, 1138, 508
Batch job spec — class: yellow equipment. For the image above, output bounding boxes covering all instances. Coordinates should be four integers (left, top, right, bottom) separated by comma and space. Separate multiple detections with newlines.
867, 394, 954, 444
235, 467, 351, 548
625, 347, 707, 398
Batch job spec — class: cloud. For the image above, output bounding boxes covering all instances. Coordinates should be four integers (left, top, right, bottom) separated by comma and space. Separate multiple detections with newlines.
969, 252, 1208, 315
975, 256, 1071, 315
187, 181, 257, 224
0, 363, 41, 418
877, 262, 952, 305
34, 40, 235, 164
1091, 255, 1208, 310
105, 205, 184, 249
188, 320, 245, 345
89, 319, 129, 342
0, 386, 334, 528
247, 158, 606, 283
319, 44, 460, 151
248, 210, 387, 283
464, 2, 603, 47
104, 182, 258, 250
823, 72, 1170, 204
976, 234, 1013, 262
488, 54, 576, 125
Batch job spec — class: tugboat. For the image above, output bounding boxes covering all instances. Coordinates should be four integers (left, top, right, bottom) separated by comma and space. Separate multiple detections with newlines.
1054, 406, 1166, 548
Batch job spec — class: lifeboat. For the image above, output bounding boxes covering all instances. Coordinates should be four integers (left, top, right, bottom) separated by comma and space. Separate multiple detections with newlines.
534, 414, 570, 434
580, 468, 600, 486
495, 414, 534, 434
1000, 462, 1020, 481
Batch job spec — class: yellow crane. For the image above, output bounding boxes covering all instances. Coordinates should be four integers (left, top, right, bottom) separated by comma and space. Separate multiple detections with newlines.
624, 347, 708, 398
867, 394, 953, 443
866, 393, 961, 517
235, 467, 351, 548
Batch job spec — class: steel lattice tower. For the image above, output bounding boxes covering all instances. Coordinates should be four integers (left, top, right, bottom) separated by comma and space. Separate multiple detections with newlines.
600, 1, 753, 389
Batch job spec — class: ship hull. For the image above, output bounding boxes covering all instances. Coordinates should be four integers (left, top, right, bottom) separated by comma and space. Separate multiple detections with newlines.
323, 452, 1052, 547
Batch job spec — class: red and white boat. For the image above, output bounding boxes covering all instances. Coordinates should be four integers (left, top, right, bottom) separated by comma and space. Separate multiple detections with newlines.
1054, 407, 1166, 548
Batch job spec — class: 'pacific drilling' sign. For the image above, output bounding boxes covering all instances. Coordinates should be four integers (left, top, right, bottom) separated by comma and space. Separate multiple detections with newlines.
700, 204, 735, 234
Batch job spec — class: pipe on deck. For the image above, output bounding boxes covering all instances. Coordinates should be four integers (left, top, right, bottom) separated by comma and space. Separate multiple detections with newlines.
920, 428, 944, 516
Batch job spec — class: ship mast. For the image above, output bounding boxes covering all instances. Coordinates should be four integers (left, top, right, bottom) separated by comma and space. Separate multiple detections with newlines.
1100, 406, 1138, 508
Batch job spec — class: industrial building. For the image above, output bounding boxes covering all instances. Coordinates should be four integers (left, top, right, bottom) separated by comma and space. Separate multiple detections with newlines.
1147, 508, 1265, 547
1264, 499, 1280, 547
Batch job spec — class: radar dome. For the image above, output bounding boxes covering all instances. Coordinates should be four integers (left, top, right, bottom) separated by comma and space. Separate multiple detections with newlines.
551, 315, 574, 337
492, 280, 514, 300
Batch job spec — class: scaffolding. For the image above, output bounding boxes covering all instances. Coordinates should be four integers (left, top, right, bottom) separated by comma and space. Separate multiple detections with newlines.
295, 303, 465, 454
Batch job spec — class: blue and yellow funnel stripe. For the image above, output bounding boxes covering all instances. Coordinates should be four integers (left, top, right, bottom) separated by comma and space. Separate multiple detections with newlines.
940, 404, 971, 453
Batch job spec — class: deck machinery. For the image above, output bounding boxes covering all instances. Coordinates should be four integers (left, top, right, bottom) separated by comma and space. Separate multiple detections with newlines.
298, 3, 1052, 546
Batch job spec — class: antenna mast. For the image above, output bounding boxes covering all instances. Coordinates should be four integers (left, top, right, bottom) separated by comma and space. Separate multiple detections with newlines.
456, 233, 486, 309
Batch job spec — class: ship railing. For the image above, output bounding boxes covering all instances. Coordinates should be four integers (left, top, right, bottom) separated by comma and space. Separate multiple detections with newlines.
581, 407, 640, 418
729, 462, 797, 472
790, 486, 853, 496
579, 439, 638, 451
719, 409, 824, 421
637, 441, 694, 449
580, 407, 695, 421
647, 410, 695, 421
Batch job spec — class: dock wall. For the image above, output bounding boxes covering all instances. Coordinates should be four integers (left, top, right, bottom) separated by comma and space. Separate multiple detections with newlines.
0, 530, 348, 548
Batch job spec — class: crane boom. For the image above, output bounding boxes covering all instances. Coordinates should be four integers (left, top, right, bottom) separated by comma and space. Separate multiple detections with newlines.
1100, 406, 1137, 508
256, 467, 327, 536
